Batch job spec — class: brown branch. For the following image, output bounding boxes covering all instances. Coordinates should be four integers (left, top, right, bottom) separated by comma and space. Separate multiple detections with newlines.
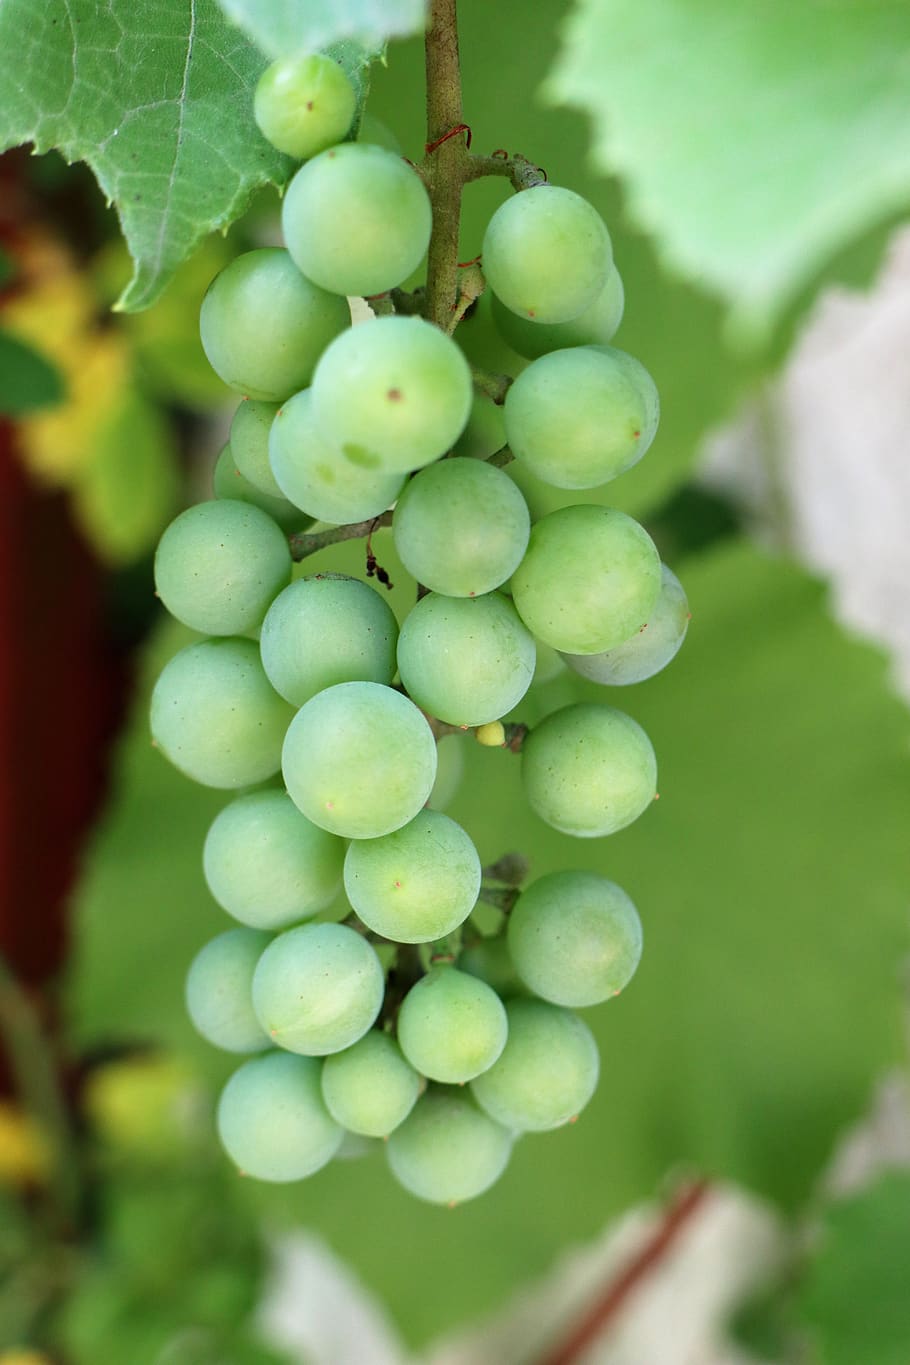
289, 511, 393, 562
423, 0, 468, 331
538, 1178, 712, 1365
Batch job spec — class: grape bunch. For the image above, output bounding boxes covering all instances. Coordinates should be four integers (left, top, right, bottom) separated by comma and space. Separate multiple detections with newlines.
150, 52, 689, 1206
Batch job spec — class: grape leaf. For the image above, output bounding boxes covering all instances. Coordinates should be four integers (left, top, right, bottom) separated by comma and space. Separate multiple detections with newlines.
0, 0, 290, 312
797, 1174, 910, 1365
215, 0, 427, 56
0, 329, 64, 414
69, 535, 910, 1345
547, 0, 910, 342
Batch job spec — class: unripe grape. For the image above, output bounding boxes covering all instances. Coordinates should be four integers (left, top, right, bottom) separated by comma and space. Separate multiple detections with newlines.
185, 928, 271, 1054
254, 55, 356, 160
213, 444, 308, 533
510, 504, 661, 654
471, 999, 599, 1132
252, 922, 384, 1056
150, 638, 293, 789
482, 186, 611, 323
386, 1089, 512, 1204
217, 1053, 342, 1181
282, 682, 437, 839
321, 1032, 420, 1137
397, 966, 508, 1084
230, 399, 283, 498
508, 870, 643, 1005
310, 316, 472, 474
199, 248, 349, 401
504, 346, 659, 490
282, 143, 432, 297
154, 500, 291, 636
521, 702, 657, 837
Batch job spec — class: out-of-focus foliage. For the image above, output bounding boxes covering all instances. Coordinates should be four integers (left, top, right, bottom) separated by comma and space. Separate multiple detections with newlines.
215, 0, 426, 55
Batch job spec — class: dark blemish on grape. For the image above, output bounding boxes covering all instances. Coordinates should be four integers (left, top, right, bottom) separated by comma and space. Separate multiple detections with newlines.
394, 880, 402, 888
387, 388, 403, 402
633, 430, 641, 438
306, 101, 314, 111
343, 443, 381, 469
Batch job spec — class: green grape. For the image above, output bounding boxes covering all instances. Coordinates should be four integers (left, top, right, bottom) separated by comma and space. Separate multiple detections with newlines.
396, 965, 508, 1083
282, 682, 437, 838
562, 565, 689, 685
492, 267, 624, 359
504, 346, 659, 490
217, 1053, 342, 1182
153, 500, 291, 636
150, 638, 293, 789
482, 186, 611, 324
213, 444, 309, 533
508, 870, 642, 1006
427, 735, 464, 811
386, 1088, 512, 1205
185, 928, 271, 1053
254, 54, 356, 160
203, 790, 345, 930
521, 702, 657, 837
281, 143, 432, 297
470, 999, 599, 1132
344, 809, 481, 944
310, 316, 472, 474
259, 574, 398, 707
397, 592, 535, 726
199, 248, 349, 401
459, 935, 524, 998
268, 387, 406, 523
252, 922, 384, 1055
321, 1031, 420, 1137
511, 505, 661, 654
230, 399, 283, 498
392, 457, 530, 597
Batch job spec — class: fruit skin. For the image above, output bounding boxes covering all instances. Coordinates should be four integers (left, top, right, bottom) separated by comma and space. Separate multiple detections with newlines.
503, 345, 659, 490
396, 965, 508, 1084
213, 443, 308, 533
521, 702, 658, 838
281, 681, 438, 840
471, 998, 599, 1132
281, 142, 432, 297
482, 185, 611, 324
254, 55, 357, 160
510, 504, 662, 654
508, 870, 643, 1006
251, 922, 384, 1057
199, 248, 349, 402
321, 1031, 421, 1138
185, 928, 272, 1054
150, 638, 293, 790
216, 1053, 343, 1182
310, 315, 472, 475
386, 1088, 513, 1205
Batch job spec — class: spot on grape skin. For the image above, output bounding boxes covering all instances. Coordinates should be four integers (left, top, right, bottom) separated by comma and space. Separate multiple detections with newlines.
386, 388, 403, 402
343, 443, 381, 469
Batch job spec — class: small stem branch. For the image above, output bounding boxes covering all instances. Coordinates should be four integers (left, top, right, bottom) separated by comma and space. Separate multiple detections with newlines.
471, 367, 513, 405
289, 511, 393, 562
465, 152, 548, 190
538, 1179, 712, 1365
423, 0, 469, 331
477, 885, 520, 914
487, 444, 515, 468
482, 852, 530, 886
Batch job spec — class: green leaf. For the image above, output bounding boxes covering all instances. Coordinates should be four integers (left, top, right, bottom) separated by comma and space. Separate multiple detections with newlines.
215, 0, 427, 56
69, 534, 910, 1345
547, 0, 910, 342
798, 1174, 910, 1365
0, 246, 13, 287
0, 328, 65, 413
72, 390, 180, 564
0, 0, 290, 312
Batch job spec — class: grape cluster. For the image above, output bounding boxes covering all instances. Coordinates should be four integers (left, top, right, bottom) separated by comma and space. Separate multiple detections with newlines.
150, 53, 689, 1205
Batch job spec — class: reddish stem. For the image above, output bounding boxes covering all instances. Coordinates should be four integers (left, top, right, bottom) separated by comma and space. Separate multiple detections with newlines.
538, 1179, 712, 1365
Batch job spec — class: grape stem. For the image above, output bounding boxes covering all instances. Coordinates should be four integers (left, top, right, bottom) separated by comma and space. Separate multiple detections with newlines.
288, 511, 393, 562
477, 885, 520, 914
470, 366, 513, 405
482, 852, 530, 885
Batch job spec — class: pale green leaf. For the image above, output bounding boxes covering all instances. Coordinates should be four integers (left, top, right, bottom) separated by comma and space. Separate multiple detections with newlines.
0, 0, 290, 311
215, 0, 427, 56
798, 1174, 910, 1365
547, 0, 910, 341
